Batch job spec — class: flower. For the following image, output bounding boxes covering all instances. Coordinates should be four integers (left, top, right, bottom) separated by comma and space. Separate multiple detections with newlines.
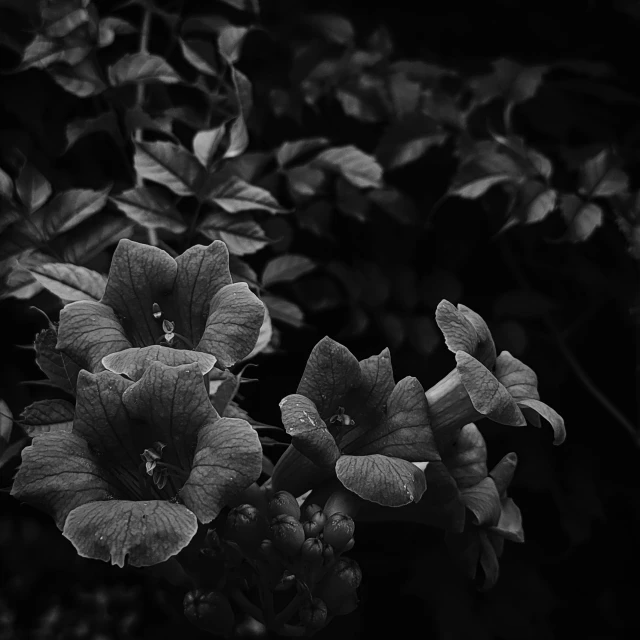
425, 300, 565, 451
11, 361, 262, 567
442, 423, 524, 590
56, 239, 265, 383
271, 337, 440, 507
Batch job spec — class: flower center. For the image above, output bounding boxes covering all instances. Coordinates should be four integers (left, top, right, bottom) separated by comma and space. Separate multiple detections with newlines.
151, 303, 194, 349
329, 406, 355, 427
139, 441, 189, 492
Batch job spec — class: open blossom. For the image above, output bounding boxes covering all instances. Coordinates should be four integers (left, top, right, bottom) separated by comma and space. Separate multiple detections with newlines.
425, 300, 565, 451
271, 337, 440, 507
11, 362, 262, 567
56, 239, 265, 383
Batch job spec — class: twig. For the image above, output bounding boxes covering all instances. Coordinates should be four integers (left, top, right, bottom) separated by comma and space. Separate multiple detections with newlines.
498, 235, 639, 446
135, 7, 157, 247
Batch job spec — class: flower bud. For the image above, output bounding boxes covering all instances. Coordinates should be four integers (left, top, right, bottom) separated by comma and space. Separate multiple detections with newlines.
316, 557, 362, 613
269, 514, 305, 556
268, 491, 301, 520
303, 510, 327, 538
184, 590, 235, 636
302, 504, 323, 521
299, 597, 328, 630
322, 513, 355, 552
300, 537, 324, 569
225, 504, 267, 552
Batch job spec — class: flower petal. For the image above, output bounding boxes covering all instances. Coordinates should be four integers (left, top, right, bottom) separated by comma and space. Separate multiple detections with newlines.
122, 362, 218, 472
455, 351, 526, 426
11, 431, 115, 529
180, 417, 262, 523
489, 452, 518, 496
279, 394, 341, 466
271, 444, 335, 498
102, 345, 217, 381
493, 351, 540, 401
478, 529, 500, 591
196, 283, 264, 367
174, 240, 232, 345
345, 376, 440, 462
459, 476, 501, 527
444, 423, 488, 489
296, 337, 362, 419
445, 528, 481, 581
57, 300, 132, 372
62, 499, 198, 567
515, 398, 566, 445
489, 497, 525, 543
335, 453, 427, 507
435, 300, 496, 368
101, 239, 177, 348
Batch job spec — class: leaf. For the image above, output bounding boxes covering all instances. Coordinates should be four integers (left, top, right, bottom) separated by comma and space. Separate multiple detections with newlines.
60, 212, 134, 264
335, 454, 427, 506
34, 327, 78, 394
305, 13, 354, 45
32, 186, 112, 239
368, 188, 419, 225
110, 187, 187, 233
179, 38, 218, 76
102, 345, 216, 381
198, 212, 270, 255
276, 138, 329, 167
107, 53, 182, 86
224, 116, 249, 159
206, 177, 287, 214
65, 112, 119, 151
449, 172, 514, 199
20, 399, 75, 436
560, 195, 603, 242
15, 163, 51, 213
134, 141, 205, 196
64, 499, 198, 567
470, 59, 547, 106
279, 394, 341, 466
243, 306, 273, 359
0, 167, 13, 199
218, 26, 249, 64
579, 150, 629, 197
98, 16, 137, 47
44, 7, 90, 38
49, 59, 107, 97
262, 294, 304, 328
125, 108, 177, 141
27, 263, 107, 302
314, 146, 383, 189
19, 34, 90, 70
193, 126, 226, 168
0, 399, 12, 456
262, 255, 316, 287
336, 177, 370, 222
286, 166, 326, 200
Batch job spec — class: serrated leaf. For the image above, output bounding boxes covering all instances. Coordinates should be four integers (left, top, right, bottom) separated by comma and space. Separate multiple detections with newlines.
193, 126, 226, 167
65, 112, 119, 151
15, 163, 51, 213
314, 146, 383, 189
262, 255, 316, 287
206, 176, 287, 214
134, 141, 205, 196
32, 185, 112, 239
199, 212, 269, 255
110, 187, 186, 233
108, 53, 181, 86
262, 294, 304, 327
276, 138, 329, 167
27, 263, 107, 302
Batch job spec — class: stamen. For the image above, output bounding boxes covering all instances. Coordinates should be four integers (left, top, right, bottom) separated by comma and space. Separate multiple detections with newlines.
152, 302, 163, 320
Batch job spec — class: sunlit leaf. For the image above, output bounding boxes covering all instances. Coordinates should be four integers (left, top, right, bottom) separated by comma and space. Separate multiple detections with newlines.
110, 187, 186, 233
224, 115, 249, 159
206, 176, 287, 214
108, 53, 181, 86
218, 26, 249, 63
98, 16, 137, 48
50, 58, 107, 97
199, 212, 270, 255
27, 263, 107, 302
193, 126, 226, 167
19, 34, 90, 70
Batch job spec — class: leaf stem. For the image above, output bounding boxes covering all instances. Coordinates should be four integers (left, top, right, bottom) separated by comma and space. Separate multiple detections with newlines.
135, 7, 157, 247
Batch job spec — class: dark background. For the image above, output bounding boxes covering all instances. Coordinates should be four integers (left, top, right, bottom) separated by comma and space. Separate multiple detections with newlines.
1, 0, 639, 638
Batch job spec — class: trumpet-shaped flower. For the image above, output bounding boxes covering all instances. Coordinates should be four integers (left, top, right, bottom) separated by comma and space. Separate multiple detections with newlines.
425, 300, 565, 451
11, 362, 262, 567
56, 239, 265, 383
271, 337, 440, 507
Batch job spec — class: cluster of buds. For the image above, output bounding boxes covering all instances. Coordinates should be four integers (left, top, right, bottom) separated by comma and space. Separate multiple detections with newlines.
183, 491, 361, 637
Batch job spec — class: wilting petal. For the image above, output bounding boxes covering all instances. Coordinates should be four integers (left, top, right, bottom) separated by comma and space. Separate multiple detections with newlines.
335, 453, 427, 507
435, 300, 496, 368
57, 300, 132, 372
271, 444, 336, 498
122, 362, 218, 471
196, 283, 264, 367
62, 499, 198, 568
444, 423, 488, 489
101, 239, 177, 348
279, 394, 341, 466
174, 241, 232, 345
11, 432, 115, 529
180, 417, 262, 523
459, 476, 501, 527
102, 345, 217, 381
455, 351, 526, 426
493, 351, 540, 401
515, 398, 566, 445
489, 452, 518, 496
477, 530, 500, 591
345, 376, 440, 462
296, 337, 362, 420
489, 497, 525, 543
